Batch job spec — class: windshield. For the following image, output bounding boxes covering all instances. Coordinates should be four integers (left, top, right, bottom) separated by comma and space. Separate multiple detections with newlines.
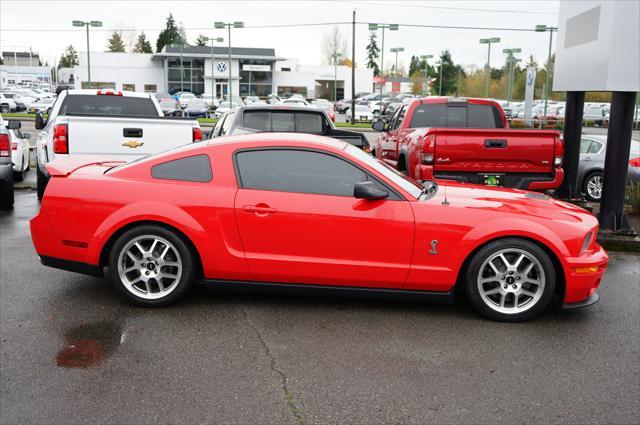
160, 101, 176, 107
355, 105, 369, 112
345, 145, 423, 199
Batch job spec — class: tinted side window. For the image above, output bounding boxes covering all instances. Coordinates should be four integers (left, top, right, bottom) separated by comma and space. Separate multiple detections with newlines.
236, 150, 367, 197
409, 104, 446, 128
152, 155, 212, 182
580, 139, 592, 154
243, 111, 271, 131
58, 95, 159, 117
221, 112, 235, 135
295, 113, 323, 133
272, 112, 295, 131
588, 141, 603, 154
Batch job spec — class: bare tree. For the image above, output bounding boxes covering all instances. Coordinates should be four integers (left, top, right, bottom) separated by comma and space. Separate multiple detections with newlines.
321, 26, 348, 65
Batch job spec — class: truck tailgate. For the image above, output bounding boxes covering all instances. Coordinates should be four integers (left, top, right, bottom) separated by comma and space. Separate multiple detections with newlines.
65, 116, 196, 160
433, 129, 558, 174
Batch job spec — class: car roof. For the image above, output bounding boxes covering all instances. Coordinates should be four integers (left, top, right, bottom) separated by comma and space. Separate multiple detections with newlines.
206, 132, 348, 151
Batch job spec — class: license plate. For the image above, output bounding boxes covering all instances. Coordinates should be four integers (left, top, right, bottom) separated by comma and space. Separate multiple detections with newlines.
481, 174, 504, 187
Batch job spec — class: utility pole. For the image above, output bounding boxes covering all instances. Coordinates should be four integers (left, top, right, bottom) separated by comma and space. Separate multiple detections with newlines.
351, 10, 356, 124
535, 25, 558, 123
73, 20, 102, 88
502, 48, 521, 102
420, 54, 433, 96
331, 52, 342, 102
479, 37, 500, 98
215, 21, 245, 102
368, 23, 399, 114
204, 36, 224, 101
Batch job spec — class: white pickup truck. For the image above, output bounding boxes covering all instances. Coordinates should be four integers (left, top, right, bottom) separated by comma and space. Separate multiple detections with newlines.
35, 89, 203, 199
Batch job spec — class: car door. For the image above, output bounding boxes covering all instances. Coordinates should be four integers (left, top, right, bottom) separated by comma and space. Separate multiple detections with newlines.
379, 105, 407, 167
233, 148, 415, 288
579, 138, 603, 176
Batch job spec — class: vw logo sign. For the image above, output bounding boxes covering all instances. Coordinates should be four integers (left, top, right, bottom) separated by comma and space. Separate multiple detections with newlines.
216, 62, 228, 73
526, 69, 535, 86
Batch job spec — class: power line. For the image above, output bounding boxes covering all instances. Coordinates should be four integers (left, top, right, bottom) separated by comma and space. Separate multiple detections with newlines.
323, 0, 559, 15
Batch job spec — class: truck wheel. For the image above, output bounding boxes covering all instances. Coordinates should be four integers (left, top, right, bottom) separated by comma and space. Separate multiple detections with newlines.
13, 168, 24, 182
0, 105, 10, 113
36, 166, 49, 200
0, 171, 14, 210
465, 238, 555, 322
583, 171, 603, 202
108, 225, 196, 307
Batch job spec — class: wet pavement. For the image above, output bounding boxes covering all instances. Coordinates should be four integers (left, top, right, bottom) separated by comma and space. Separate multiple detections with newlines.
1, 191, 639, 424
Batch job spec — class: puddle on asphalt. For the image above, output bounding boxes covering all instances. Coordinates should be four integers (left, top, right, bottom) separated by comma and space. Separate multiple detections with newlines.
56, 321, 123, 368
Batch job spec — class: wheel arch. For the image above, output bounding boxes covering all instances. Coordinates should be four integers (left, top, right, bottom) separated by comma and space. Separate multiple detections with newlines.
99, 220, 204, 278
454, 235, 566, 303
581, 168, 604, 190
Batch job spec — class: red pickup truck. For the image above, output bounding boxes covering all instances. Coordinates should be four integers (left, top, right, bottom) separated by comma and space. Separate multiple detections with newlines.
372, 97, 564, 191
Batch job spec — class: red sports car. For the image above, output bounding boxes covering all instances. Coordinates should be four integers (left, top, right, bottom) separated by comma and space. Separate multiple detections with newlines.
30, 133, 608, 321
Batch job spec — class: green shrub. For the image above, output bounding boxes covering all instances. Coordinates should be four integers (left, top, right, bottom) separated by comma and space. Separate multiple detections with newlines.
626, 182, 640, 214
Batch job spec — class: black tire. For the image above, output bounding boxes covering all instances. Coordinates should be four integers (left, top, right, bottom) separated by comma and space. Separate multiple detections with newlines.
36, 166, 48, 200
465, 238, 556, 322
13, 168, 24, 182
583, 171, 603, 202
0, 171, 14, 210
108, 225, 196, 307
0, 105, 10, 114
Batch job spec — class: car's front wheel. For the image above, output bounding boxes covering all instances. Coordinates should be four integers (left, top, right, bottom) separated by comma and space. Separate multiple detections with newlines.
465, 238, 556, 322
108, 225, 196, 307
584, 171, 603, 202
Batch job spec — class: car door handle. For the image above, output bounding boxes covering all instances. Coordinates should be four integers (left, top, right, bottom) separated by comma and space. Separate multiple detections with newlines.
583, 157, 593, 162
242, 205, 277, 214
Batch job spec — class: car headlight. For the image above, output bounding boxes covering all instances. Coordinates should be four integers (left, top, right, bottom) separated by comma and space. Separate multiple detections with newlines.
580, 230, 594, 254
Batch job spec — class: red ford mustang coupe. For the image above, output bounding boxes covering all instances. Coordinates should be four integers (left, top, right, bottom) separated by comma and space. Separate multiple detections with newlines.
30, 133, 608, 321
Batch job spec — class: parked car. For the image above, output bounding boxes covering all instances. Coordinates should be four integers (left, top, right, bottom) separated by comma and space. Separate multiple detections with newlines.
214, 100, 242, 118
281, 98, 311, 107
210, 105, 370, 151
0, 93, 17, 113
578, 135, 640, 202
313, 99, 335, 121
0, 117, 23, 208
199, 94, 220, 110
371, 97, 564, 191
346, 104, 374, 123
27, 97, 56, 114
176, 92, 196, 108
158, 98, 181, 116
335, 98, 352, 113
244, 96, 260, 104
34, 89, 203, 200
184, 99, 210, 118
31, 133, 608, 321
5, 119, 30, 182
583, 104, 607, 126
266, 94, 281, 104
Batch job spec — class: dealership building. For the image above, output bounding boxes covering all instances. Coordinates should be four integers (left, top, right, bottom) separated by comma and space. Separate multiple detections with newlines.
70, 45, 373, 100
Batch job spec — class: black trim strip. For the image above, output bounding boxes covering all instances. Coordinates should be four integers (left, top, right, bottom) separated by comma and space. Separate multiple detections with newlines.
203, 278, 453, 303
39, 256, 104, 278
562, 293, 600, 309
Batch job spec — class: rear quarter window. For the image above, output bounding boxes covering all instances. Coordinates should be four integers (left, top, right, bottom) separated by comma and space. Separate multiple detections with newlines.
151, 155, 212, 182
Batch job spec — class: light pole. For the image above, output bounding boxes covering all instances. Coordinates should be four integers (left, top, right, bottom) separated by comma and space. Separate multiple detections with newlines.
479, 37, 500, 98
215, 21, 244, 102
420, 54, 433, 96
330, 52, 342, 102
436, 61, 443, 96
502, 48, 521, 102
536, 24, 558, 123
203, 36, 224, 101
390, 47, 404, 78
72, 20, 102, 88
368, 23, 399, 114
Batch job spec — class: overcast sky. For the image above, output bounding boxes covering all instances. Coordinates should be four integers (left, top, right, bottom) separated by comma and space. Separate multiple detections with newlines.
1, 0, 560, 70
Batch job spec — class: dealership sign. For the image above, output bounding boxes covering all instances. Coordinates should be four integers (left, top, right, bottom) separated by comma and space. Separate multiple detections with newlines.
242, 64, 270, 72
216, 62, 228, 72
524, 67, 536, 126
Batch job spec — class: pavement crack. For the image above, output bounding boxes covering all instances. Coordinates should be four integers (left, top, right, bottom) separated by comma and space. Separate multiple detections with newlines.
238, 303, 304, 425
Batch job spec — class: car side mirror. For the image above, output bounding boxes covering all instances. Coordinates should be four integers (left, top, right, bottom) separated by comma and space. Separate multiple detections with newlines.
372, 119, 387, 132
354, 181, 389, 200
6, 120, 21, 130
35, 112, 46, 130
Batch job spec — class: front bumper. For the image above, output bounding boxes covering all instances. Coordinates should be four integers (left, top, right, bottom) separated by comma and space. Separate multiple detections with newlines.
563, 242, 608, 305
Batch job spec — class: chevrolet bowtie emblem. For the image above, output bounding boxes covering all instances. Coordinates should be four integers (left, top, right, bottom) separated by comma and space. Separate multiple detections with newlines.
122, 141, 144, 148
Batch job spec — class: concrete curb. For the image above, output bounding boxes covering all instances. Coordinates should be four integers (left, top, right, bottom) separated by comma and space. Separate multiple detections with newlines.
597, 233, 640, 253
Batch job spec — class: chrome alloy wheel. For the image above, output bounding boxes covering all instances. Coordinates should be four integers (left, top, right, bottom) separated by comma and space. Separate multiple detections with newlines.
117, 235, 183, 300
587, 175, 603, 200
477, 248, 546, 315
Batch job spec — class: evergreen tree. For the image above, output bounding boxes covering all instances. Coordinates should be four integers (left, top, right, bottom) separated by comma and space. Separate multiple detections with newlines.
195, 35, 208, 46
408, 55, 422, 77
58, 45, 79, 68
365, 32, 380, 77
106, 31, 126, 52
133, 32, 153, 53
156, 13, 181, 52
436, 50, 458, 95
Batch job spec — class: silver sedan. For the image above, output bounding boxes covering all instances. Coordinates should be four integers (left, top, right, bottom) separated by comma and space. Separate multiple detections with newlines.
578, 135, 640, 201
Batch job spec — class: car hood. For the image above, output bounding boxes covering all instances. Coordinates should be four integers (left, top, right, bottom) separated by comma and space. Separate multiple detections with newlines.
428, 182, 595, 224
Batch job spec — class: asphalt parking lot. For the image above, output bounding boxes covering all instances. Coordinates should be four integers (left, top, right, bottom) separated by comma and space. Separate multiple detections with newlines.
1, 190, 639, 424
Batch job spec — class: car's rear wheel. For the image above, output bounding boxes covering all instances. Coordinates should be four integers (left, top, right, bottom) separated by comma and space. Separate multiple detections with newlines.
0, 105, 10, 114
36, 166, 48, 200
584, 171, 603, 202
465, 238, 556, 322
108, 225, 195, 307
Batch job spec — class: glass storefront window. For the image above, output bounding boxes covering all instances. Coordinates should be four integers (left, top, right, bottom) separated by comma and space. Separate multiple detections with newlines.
239, 59, 273, 97
167, 56, 205, 95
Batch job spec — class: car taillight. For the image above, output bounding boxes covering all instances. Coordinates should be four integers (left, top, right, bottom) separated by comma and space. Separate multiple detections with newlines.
97, 90, 123, 96
0, 134, 9, 157
421, 135, 434, 164
53, 124, 68, 154
630, 157, 640, 167
554, 136, 564, 167
192, 127, 203, 142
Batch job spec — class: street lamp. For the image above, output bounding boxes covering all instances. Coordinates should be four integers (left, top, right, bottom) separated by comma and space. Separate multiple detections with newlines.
502, 48, 521, 102
420, 54, 433, 96
72, 20, 102, 88
536, 24, 558, 123
330, 52, 342, 102
202, 36, 224, 102
479, 37, 501, 98
368, 23, 399, 114
215, 21, 244, 103
435, 61, 443, 96
390, 47, 404, 78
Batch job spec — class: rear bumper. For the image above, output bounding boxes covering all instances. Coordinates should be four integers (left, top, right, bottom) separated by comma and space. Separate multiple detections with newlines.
563, 243, 608, 304
416, 165, 564, 191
